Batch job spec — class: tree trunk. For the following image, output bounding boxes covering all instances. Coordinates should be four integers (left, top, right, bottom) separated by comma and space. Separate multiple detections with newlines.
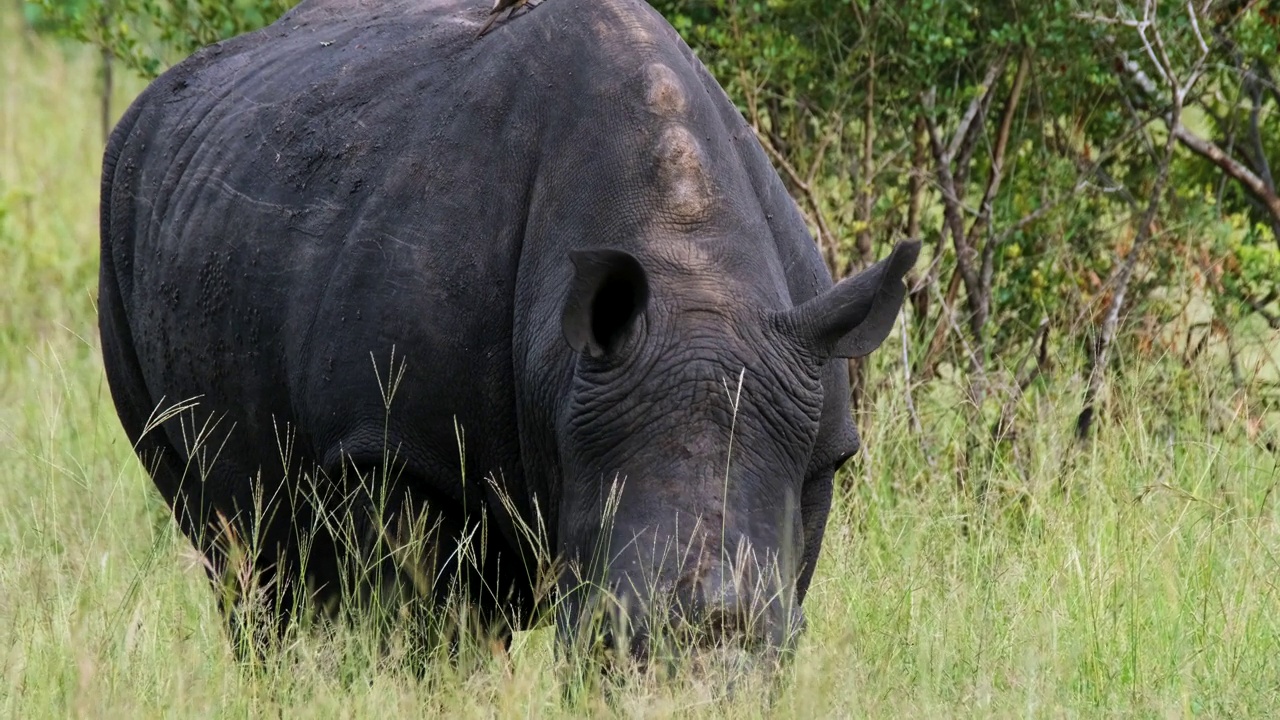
848, 28, 878, 415
99, 4, 113, 143
101, 47, 113, 143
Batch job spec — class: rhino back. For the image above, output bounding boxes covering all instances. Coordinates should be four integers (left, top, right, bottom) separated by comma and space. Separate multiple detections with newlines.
99, 0, 832, 547
102, 0, 553, 499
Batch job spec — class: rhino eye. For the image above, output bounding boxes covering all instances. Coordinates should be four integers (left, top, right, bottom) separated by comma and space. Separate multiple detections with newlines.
831, 448, 857, 472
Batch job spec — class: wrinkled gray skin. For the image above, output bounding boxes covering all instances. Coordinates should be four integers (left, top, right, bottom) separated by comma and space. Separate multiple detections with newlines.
98, 0, 918, 660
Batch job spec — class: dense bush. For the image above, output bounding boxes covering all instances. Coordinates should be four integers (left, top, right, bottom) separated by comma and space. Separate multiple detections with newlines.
31, 0, 293, 76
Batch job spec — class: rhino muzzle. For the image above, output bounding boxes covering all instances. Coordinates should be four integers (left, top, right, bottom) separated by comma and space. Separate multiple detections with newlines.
557, 531, 805, 666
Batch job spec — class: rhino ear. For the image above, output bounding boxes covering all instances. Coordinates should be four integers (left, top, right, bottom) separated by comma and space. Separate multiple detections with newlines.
561, 249, 650, 358
780, 240, 921, 359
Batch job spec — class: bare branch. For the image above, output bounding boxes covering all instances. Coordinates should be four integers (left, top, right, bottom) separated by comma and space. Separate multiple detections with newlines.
990, 191, 1075, 249
917, 265, 963, 381
1187, 1, 1209, 54
1245, 66, 1276, 197
931, 277, 987, 408
1021, 318, 1052, 393
907, 115, 927, 248
974, 52, 1031, 331
855, 38, 878, 270
1245, 290, 1280, 329
1145, 1, 1177, 89
922, 109, 980, 305
1078, 97, 1182, 440
754, 127, 839, 273
806, 132, 834, 189
1103, 9, 1277, 231
1118, 49, 1160, 96
900, 308, 925, 438
953, 81, 997, 193
1131, 18, 1171, 87
1072, 11, 1119, 25
993, 318, 1050, 443
945, 51, 1009, 165
907, 116, 933, 326
1076, 0, 1222, 440
1254, 57, 1280, 109
1172, 124, 1280, 225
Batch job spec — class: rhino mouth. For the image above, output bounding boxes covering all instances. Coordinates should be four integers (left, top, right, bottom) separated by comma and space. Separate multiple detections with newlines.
556, 594, 804, 683
554, 559, 805, 674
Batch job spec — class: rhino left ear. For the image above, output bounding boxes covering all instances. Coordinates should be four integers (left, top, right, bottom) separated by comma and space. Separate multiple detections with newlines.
779, 240, 921, 359
561, 249, 650, 359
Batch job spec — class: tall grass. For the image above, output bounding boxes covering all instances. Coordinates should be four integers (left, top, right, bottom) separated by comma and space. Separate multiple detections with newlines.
3, 9, 1279, 717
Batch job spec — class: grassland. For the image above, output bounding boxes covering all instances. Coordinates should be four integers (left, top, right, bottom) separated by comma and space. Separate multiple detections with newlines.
3, 10, 1280, 718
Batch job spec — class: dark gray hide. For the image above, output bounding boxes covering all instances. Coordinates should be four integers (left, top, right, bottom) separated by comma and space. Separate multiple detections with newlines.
98, 0, 919, 657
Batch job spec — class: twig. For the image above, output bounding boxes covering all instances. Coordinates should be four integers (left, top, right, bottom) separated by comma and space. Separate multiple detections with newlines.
931, 279, 987, 409
993, 318, 1050, 442
1245, 65, 1276, 204
945, 52, 1008, 165
917, 265, 963, 383
900, 308, 924, 438
922, 109, 980, 306
1128, 0, 1171, 86
989, 196, 1063, 249
953, 78, 998, 194
754, 128, 839, 272
1187, 1, 1209, 55
1224, 322, 1244, 390
1077, 107, 1181, 440
974, 51, 1031, 333
1171, 124, 1280, 225
1245, 290, 1280, 329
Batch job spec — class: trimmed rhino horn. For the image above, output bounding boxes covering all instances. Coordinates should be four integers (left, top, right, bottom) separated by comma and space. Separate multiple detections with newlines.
780, 240, 921, 359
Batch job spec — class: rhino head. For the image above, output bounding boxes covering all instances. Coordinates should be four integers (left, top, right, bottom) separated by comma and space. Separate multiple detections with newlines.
553, 239, 920, 663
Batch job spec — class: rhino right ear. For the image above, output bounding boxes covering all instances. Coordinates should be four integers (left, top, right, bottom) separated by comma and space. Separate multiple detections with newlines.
779, 240, 920, 359
561, 249, 650, 359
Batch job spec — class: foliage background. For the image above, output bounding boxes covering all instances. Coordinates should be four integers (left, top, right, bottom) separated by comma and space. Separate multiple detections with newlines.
25, 0, 1280, 434
3, 0, 1280, 715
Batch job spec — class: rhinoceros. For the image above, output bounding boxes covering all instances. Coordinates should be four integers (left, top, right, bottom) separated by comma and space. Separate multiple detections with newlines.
98, 0, 918, 660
